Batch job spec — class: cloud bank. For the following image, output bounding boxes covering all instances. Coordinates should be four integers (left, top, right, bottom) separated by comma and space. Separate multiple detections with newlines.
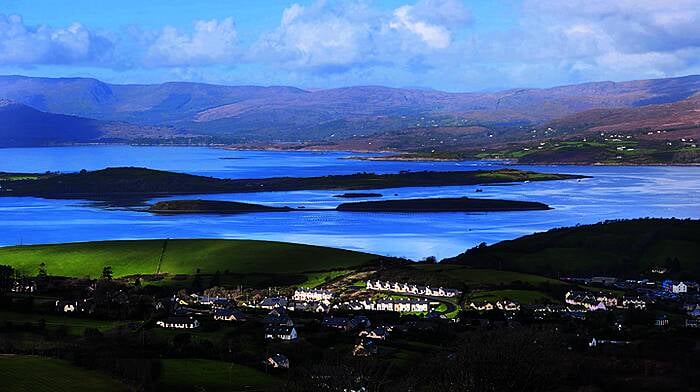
1, 0, 699, 90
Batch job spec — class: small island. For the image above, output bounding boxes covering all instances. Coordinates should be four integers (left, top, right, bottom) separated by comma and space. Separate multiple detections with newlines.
334, 192, 383, 198
148, 197, 550, 214
149, 200, 293, 214
336, 197, 550, 212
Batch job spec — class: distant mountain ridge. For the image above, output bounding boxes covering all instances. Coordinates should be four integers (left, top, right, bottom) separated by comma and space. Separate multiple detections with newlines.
0, 98, 180, 147
2, 74, 700, 147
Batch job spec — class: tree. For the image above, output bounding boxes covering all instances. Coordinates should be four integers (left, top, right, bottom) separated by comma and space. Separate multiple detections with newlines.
37, 262, 47, 278
0, 265, 14, 294
211, 270, 221, 287
102, 266, 113, 280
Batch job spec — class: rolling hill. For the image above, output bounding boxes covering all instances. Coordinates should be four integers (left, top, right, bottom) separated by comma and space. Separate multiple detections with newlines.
0, 239, 382, 278
2, 74, 700, 145
443, 218, 700, 279
546, 94, 700, 140
0, 99, 181, 146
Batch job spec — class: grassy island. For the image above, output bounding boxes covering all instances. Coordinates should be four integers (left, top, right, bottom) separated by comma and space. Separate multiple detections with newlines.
0, 167, 585, 200
333, 192, 383, 198
336, 197, 550, 212
149, 199, 293, 214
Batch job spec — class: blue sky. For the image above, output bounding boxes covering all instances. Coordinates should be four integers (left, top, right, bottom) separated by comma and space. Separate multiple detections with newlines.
1, 0, 699, 91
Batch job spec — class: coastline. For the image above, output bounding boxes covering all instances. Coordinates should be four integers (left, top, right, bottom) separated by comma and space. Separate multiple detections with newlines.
3, 142, 700, 166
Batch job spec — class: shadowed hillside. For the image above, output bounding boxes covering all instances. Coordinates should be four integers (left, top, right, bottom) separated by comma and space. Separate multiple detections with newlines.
443, 218, 700, 278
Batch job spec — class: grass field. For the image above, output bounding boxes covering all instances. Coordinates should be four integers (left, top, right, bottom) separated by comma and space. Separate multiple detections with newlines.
446, 219, 700, 277
469, 289, 555, 304
409, 264, 565, 287
0, 355, 127, 392
0, 310, 126, 335
0, 239, 380, 278
159, 358, 279, 391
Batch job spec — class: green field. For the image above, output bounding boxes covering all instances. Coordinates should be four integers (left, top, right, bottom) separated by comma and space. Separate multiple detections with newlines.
0, 355, 127, 392
406, 264, 564, 288
469, 289, 555, 304
445, 218, 700, 277
159, 358, 279, 391
0, 239, 380, 278
0, 310, 126, 335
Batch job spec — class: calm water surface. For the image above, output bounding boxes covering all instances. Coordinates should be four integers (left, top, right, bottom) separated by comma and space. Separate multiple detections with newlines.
1, 146, 699, 259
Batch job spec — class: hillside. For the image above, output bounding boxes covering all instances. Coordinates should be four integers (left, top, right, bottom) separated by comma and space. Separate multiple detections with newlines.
0, 99, 179, 146
443, 218, 700, 279
0, 239, 382, 278
547, 94, 700, 140
3, 74, 700, 144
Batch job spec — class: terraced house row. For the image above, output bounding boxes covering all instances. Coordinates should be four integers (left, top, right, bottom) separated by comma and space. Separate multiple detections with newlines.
336, 298, 431, 312
366, 280, 462, 298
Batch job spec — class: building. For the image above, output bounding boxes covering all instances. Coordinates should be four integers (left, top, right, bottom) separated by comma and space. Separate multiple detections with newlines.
359, 326, 390, 340
685, 319, 700, 328
263, 308, 294, 327
293, 287, 334, 302
662, 280, 688, 294
293, 301, 330, 313
322, 316, 352, 331
366, 280, 461, 298
267, 354, 290, 369
264, 325, 298, 341
156, 316, 200, 329
495, 301, 521, 311
213, 308, 246, 322
259, 297, 289, 310
469, 302, 494, 311
353, 338, 378, 356
56, 300, 77, 313
565, 291, 613, 311
591, 277, 617, 286
655, 315, 669, 327
622, 297, 647, 310
336, 298, 430, 313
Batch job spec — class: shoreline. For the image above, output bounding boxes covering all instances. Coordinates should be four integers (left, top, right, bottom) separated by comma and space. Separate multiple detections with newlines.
3, 143, 700, 167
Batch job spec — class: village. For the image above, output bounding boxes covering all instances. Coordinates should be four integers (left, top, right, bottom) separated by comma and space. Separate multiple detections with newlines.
6, 262, 700, 372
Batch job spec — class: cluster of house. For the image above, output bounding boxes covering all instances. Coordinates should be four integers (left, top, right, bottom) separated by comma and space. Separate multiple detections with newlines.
335, 297, 432, 313
564, 291, 647, 311
156, 292, 245, 330
661, 280, 697, 294
469, 300, 520, 312
263, 308, 298, 341
320, 315, 390, 356
366, 280, 461, 298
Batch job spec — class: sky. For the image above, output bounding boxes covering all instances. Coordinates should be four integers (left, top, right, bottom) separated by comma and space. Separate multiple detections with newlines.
1, 0, 700, 91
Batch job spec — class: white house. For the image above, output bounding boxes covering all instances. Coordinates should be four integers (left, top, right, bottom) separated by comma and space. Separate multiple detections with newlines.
673, 282, 688, 294
265, 326, 298, 341
366, 280, 461, 298
622, 297, 647, 310
267, 354, 290, 369
157, 316, 200, 329
56, 300, 77, 313
213, 308, 245, 322
293, 288, 334, 302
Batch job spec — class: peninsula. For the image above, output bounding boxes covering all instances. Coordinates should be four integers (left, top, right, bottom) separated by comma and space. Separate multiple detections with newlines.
0, 167, 586, 200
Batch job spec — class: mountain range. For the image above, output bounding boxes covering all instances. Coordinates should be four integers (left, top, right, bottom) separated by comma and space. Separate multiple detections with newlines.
1, 74, 699, 148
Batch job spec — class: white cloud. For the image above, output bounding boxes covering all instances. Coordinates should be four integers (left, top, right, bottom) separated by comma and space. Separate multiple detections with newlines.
144, 18, 237, 67
252, 0, 464, 72
0, 14, 114, 65
389, 5, 451, 49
